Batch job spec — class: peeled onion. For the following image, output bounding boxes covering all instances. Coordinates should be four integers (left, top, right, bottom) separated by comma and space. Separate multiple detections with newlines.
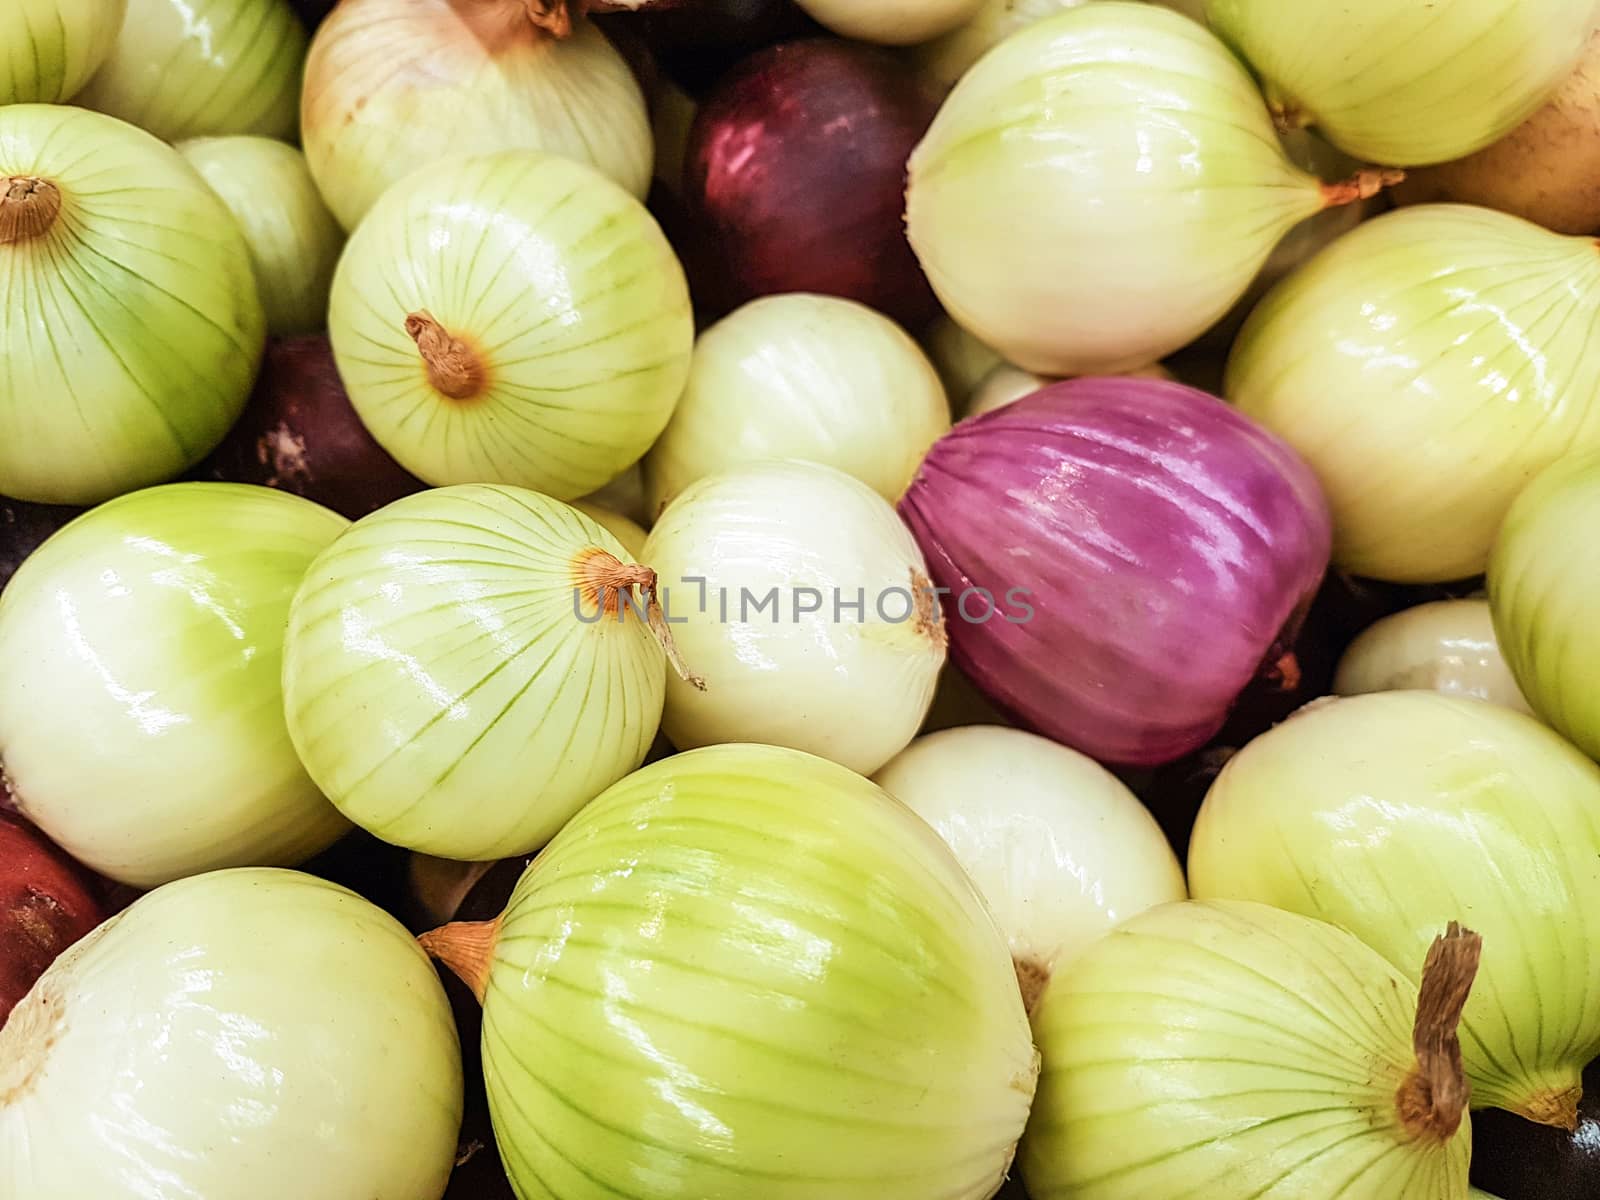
0, 0, 125, 103
302, 0, 651, 232
1334, 599, 1530, 713
793, 0, 986, 46
0, 811, 103, 1026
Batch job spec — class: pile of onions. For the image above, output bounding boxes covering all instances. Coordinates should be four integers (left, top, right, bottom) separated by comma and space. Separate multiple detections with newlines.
1190, 690, 1600, 1128
0, 0, 125, 104
282, 484, 691, 862
177, 138, 344, 337
420, 743, 1039, 1200
899, 377, 1331, 767
642, 293, 951, 516
1227, 204, 1600, 584
77, 0, 306, 143
1205, 0, 1596, 166
302, 0, 651, 231
1334, 599, 1530, 713
684, 39, 942, 330
0, 811, 103, 1025
1022, 900, 1478, 1196
792, 0, 985, 46
0, 483, 352, 888
328, 150, 693, 500
873, 726, 1186, 1013
0, 105, 265, 505
0, 868, 463, 1199
644, 460, 948, 775
905, 4, 1400, 377
572, 501, 647, 558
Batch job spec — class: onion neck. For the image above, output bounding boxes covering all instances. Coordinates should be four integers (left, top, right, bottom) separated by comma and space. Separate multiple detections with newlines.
418, 916, 504, 1004
0, 177, 62, 245
405, 312, 488, 402
1394, 922, 1481, 1145
573, 548, 707, 690
1320, 168, 1406, 210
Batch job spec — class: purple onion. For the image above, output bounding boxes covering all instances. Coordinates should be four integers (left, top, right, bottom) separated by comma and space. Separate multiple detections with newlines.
899, 377, 1333, 767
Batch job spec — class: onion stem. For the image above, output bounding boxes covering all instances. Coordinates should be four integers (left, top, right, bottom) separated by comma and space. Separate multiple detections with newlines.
405, 312, 488, 402
1396, 922, 1481, 1144
418, 916, 504, 1004
1319, 168, 1407, 210
0, 177, 61, 245
577, 549, 707, 691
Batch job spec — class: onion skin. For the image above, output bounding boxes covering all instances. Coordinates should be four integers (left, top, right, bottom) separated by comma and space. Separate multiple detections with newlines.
0, 811, 102, 1027
0, 500, 81, 593
0, 0, 127, 103
1471, 1057, 1600, 1199
1335, 598, 1530, 714
899, 377, 1332, 767
684, 39, 942, 331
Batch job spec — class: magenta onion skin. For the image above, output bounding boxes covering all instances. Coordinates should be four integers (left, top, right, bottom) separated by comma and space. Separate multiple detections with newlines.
899, 377, 1332, 766
684, 38, 941, 329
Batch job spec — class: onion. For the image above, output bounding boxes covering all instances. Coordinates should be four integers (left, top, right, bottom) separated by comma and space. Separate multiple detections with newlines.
328, 150, 693, 500
643, 460, 948, 775
0, 483, 352, 889
924, 314, 1002, 402
76, 0, 306, 143
963, 360, 1173, 419
1489, 454, 1600, 761
1227, 204, 1600, 585
0, 811, 102, 1026
1205, 0, 1596, 166
302, 0, 651, 232
571, 500, 648, 559
792, 0, 986, 46
611, 0, 820, 97
0, 499, 81, 592
913, 0, 1084, 88
1021, 901, 1477, 1197
1190, 690, 1600, 1128
899, 377, 1331, 767
419, 743, 1039, 1200
194, 334, 425, 519
905, 4, 1400, 377
685, 39, 942, 330
0, 868, 463, 1198
1334, 599, 1531, 714
0, 105, 266, 506
177, 138, 344, 337
1472, 1057, 1600, 1199
872, 726, 1186, 1012
282, 484, 694, 861
643, 294, 951, 516
0, 0, 125, 103
580, 462, 651, 528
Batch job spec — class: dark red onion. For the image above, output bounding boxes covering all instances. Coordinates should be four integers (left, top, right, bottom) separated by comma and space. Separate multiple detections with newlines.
597, 0, 818, 96
1, 499, 81, 593
1471, 1056, 1600, 1198
899, 377, 1333, 767
0, 810, 104, 1025
193, 334, 424, 519
684, 38, 942, 329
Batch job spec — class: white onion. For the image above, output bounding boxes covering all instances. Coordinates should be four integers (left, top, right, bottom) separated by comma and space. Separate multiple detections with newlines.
0, 0, 126, 104
1333, 599, 1531, 714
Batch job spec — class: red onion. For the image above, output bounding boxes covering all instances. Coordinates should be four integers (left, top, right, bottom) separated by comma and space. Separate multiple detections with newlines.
0, 810, 104, 1025
684, 38, 941, 329
1, 499, 81, 593
899, 377, 1332, 766
599, 0, 819, 96
193, 334, 424, 519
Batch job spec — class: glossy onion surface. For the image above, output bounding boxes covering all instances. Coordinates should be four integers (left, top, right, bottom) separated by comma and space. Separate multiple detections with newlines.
1334, 598, 1530, 713
0, 0, 126, 104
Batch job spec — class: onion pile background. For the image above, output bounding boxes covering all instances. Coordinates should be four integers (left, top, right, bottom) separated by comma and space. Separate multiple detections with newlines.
5, 0, 1600, 1197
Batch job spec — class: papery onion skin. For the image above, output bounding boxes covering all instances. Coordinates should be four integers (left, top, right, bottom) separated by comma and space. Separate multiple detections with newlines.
0, 868, 463, 1199
1204, 0, 1596, 166
282, 484, 668, 862
77, 0, 306, 142
0, 499, 81, 592
303, 0, 651, 232
328, 150, 693, 500
0, 810, 103, 1026
1021, 899, 1473, 1199
462, 743, 1039, 1200
177, 137, 344, 337
0, 483, 352, 889
0, 0, 126, 103
643, 294, 951, 516
1190, 690, 1600, 1126
685, 39, 942, 330
0, 105, 266, 506
1334, 599, 1531, 714
793, 0, 986, 46
872, 726, 1186, 1006
899, 377, 1332, 767
1228, 204, 1600, 584
643, 460, 948, 776
905, 3, 1364, 377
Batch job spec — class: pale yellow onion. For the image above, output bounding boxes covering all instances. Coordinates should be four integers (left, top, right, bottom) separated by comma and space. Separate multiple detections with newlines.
76, 0, 305, 142
905, 3, 1393, 376
177, 137, 344, 337
581, 463, 650, 528
794, 0, 988, 47
1189, 690, 1600, 1127
1334, 599, 1531, 714
1227, 204, 1600, 584
923, 314, 1002, 403
302, 0, 651, 232
0, 0, 126, 103
642, 294, 951, 517
651, 77, 697, 196
912, 0, 1085, 88
572, 500, 648, 559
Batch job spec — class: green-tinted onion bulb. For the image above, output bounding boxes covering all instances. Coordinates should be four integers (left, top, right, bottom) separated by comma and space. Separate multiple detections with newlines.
0, 0, 126, 104
1334, 599, 1530, 714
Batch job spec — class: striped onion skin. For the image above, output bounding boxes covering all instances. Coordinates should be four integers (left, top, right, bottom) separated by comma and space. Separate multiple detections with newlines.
282, 484, 668, 862
480, 743, 1039, 1200
1189, 691, 1600, 1129
0, 869, 463, 1200
1021, 900, 1472, 1199
0, 484, 351, 889
0, 105, 266, 506
302, 0, 651, 233
1205, 0, 1596, 166
1226, 205, 1600, 585
327, 151, 693, 501
0, 0, 126, 104
76, 0, 305, 142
